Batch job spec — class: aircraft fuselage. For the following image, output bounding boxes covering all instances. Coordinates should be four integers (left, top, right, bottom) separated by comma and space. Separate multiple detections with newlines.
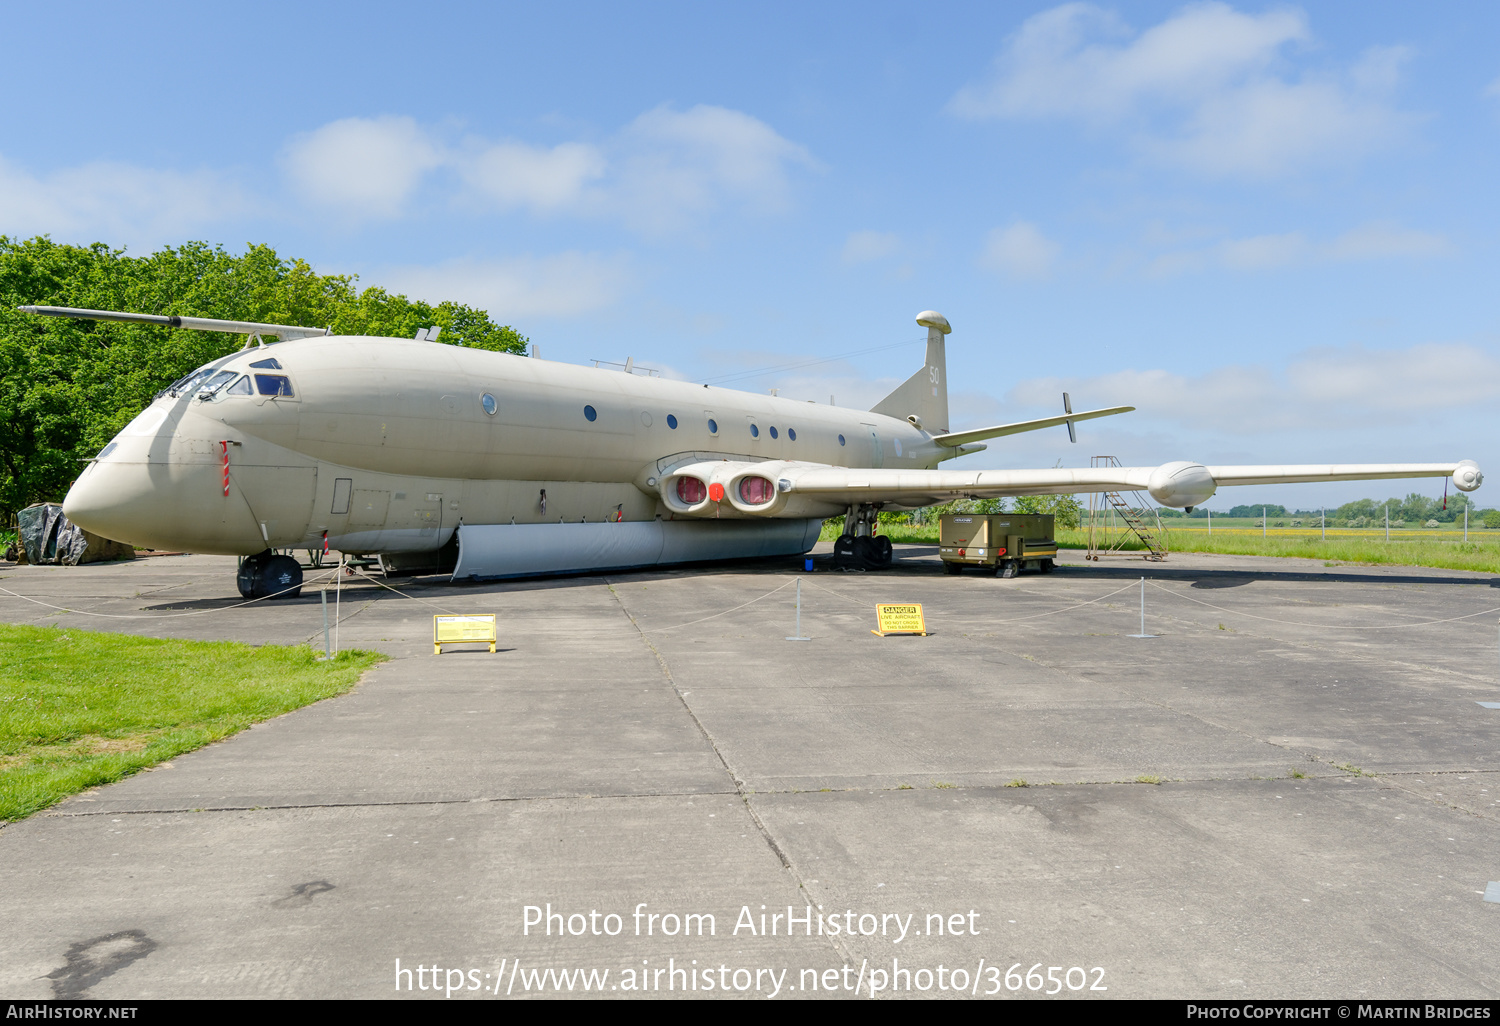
64, 335, 940, 558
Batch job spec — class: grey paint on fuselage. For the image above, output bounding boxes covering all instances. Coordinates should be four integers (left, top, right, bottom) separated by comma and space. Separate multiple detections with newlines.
65, 335, 938, 558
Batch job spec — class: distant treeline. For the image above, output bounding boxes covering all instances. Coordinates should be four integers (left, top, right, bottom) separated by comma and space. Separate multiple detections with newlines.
0, 237, 528, 521
1158, 493, 1493, 527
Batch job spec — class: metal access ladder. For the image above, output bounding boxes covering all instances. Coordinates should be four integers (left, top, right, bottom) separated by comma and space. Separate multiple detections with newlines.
1086, 456, 1168, 561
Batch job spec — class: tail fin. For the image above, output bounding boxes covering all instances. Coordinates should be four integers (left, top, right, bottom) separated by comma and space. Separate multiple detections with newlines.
870, 310, 950, 434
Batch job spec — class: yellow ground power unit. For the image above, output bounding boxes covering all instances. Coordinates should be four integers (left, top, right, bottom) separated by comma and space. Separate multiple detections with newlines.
939, 513, 1058, 578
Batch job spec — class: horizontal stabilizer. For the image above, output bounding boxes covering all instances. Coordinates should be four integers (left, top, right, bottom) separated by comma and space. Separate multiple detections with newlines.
932, 406, 1134, 448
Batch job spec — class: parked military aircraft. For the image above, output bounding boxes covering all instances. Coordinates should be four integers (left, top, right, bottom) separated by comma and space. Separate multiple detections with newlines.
20, 305, 1482, 598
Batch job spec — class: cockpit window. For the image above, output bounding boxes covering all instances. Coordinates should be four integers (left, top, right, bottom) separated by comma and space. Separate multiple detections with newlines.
197, 370, 238, 397
166, 367, 218, 397
226, 375, 253, 395
255, 374, 295, 397
250, 357, 283, 370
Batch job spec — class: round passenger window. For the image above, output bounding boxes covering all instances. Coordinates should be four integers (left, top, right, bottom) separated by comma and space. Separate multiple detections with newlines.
481, 393, 497, 416
838, 434, 846, 446
769, 426, 778, 439
584, 405, 597, 422
788, 428, 797, 441
667, 414, 678, 429
750, 424, 759, 438
707, 418, 718, 434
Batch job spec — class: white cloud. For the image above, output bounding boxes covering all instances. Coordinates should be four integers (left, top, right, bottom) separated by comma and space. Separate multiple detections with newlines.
841, 230, 899, 264
1143, 221, 1450, 276
609, 105, 817, 234
0, 154, 247, 247
459, 140, 605, 212
1323, 221, 1450, 261
377, 252, 631, 320
279, 105, 813, 232
281, 116, 443, 218
1009, 340, 1500, 429
951, 2, 1415, 177
980, 221, 1061, 279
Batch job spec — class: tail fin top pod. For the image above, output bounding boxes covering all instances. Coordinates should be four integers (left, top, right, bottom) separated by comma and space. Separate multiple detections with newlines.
870, 310, 950, 435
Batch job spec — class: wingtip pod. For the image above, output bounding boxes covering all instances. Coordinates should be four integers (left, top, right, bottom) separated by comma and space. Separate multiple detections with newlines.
1147, 461, 1217, 508
1454, 460, 1483, 492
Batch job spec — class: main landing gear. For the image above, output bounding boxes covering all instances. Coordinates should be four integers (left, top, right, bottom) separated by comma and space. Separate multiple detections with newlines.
832, 505, 894, 570
237, 549, 304, 600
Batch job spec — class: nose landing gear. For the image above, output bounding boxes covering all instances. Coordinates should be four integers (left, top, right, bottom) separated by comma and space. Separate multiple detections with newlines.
236, 550, 304, 599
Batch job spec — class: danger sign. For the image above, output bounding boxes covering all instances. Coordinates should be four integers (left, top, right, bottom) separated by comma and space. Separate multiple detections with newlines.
872, 603, 927, 637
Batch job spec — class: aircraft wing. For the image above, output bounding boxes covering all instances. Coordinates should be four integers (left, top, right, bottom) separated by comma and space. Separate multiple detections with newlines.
767, 459, 1483, 510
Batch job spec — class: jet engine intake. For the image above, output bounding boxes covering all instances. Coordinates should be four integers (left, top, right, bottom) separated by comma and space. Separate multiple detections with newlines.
658, 461, 845, 519
1147, 461, 1217, 509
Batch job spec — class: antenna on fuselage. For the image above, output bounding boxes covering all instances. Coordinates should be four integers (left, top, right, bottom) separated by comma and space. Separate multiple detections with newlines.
16, 306, 332, 347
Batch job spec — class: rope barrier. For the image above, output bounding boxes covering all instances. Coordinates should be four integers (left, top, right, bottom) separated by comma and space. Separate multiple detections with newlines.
5, 561, 1499, 636
0, 567, 342, 620
802, 575, 1143, 624
638, 578, 797, 633
1144, 579, 1500, 630
346, 566, 461, 615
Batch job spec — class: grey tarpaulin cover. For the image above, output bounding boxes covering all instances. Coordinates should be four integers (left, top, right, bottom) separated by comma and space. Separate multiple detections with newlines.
16, 503, 134, 565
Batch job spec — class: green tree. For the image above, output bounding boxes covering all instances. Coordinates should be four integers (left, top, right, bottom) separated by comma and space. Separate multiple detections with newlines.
0, 237, 528, 521
1012, 493, 1083, 528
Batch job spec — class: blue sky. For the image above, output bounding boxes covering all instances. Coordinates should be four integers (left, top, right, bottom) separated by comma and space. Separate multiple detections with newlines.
4, 1, 1498, 507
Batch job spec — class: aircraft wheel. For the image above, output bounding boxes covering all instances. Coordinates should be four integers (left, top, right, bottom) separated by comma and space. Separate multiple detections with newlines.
236, 551, 268, 598
259, 555, 303, 599
872, 535, 893, 567
238, 551, 303, 600
851, 535, 876, 568
944, 561, 963, 575
833, 535, 858, 567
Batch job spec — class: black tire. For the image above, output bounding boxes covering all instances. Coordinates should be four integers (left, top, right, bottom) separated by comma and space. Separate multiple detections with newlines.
872, 535, 893, 567
236, 551, 268, 598
944, 561, 963, 575
833, 535, 859, 567
851, 535, 876, 567
259, 554, 303, 599
237, 551, 303, 600
999, 560, 1019, 579
1040, 558, 1055, 574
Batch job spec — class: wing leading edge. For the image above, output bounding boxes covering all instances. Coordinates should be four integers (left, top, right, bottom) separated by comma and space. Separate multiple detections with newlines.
774, 459, 1482, 510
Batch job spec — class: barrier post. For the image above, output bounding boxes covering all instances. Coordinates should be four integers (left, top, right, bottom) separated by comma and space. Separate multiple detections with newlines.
321, 587, 330, 660
786, 578, 811, 641
1128, 577, 1157, 638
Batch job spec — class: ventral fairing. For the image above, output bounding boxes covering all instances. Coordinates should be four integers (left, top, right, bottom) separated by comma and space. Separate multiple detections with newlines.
22, 304, 1482, 599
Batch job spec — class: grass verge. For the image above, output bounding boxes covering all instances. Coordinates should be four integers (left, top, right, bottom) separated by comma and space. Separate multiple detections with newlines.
822, 521, 1500, 573
0, 625, 384, 823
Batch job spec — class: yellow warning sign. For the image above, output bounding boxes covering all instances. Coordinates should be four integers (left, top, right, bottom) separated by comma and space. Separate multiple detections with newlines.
433, 614, 497, 654
872, 603, 927, 637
